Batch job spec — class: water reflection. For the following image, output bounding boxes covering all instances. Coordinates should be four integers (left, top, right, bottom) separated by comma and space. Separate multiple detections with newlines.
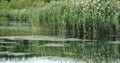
0, 35, 120, 63
0, 57, 85, 63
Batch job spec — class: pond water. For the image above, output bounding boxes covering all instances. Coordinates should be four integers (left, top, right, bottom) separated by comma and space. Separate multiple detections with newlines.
0, 26, 120, 63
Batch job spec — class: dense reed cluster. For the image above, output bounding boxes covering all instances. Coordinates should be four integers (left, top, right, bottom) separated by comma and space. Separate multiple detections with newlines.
30, 0, 120, 35
0, 0, 120, 35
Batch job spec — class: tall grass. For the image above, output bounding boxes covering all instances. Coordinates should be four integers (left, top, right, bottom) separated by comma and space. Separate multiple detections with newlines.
29, 0, 120, 35
0, 0, 48, 26
0, 0, 119, 35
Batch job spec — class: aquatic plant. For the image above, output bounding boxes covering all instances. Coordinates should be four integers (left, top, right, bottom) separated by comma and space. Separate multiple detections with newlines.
29, 0, 120, 35
0, 0, 119, 35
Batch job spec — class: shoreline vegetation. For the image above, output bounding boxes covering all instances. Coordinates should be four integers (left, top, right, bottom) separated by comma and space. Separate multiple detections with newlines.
0, 0, 120, 36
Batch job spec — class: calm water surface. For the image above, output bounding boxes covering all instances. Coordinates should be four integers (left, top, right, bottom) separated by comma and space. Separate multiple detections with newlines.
0, 26, 120, 63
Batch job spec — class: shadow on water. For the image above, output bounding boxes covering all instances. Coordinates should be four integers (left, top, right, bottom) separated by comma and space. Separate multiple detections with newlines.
0, 34, 120, 63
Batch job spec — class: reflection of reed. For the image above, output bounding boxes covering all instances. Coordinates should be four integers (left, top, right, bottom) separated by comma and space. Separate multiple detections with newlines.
0, 33, 120, 63
27, 35, 120, 63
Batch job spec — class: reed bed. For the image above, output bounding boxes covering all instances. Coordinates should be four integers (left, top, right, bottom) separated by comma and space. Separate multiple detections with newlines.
29, 0, 120, 35
0, 0, 47, 26
0, 0, 120, 35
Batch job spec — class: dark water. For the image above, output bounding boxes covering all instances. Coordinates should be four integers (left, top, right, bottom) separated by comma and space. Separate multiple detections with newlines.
0, 26, 120, 63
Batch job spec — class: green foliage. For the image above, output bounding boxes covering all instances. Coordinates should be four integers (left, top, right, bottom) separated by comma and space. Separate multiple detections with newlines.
0, 0, 47, 9
0, 0, 119, 35
0, 0, 48, 23
0, 17, 8, 26
29, 0, 120, 35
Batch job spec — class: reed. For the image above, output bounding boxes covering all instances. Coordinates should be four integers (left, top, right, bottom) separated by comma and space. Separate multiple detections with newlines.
29, 0, 120, 35
0, 0, 47, 25
0, 0, 119, 35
